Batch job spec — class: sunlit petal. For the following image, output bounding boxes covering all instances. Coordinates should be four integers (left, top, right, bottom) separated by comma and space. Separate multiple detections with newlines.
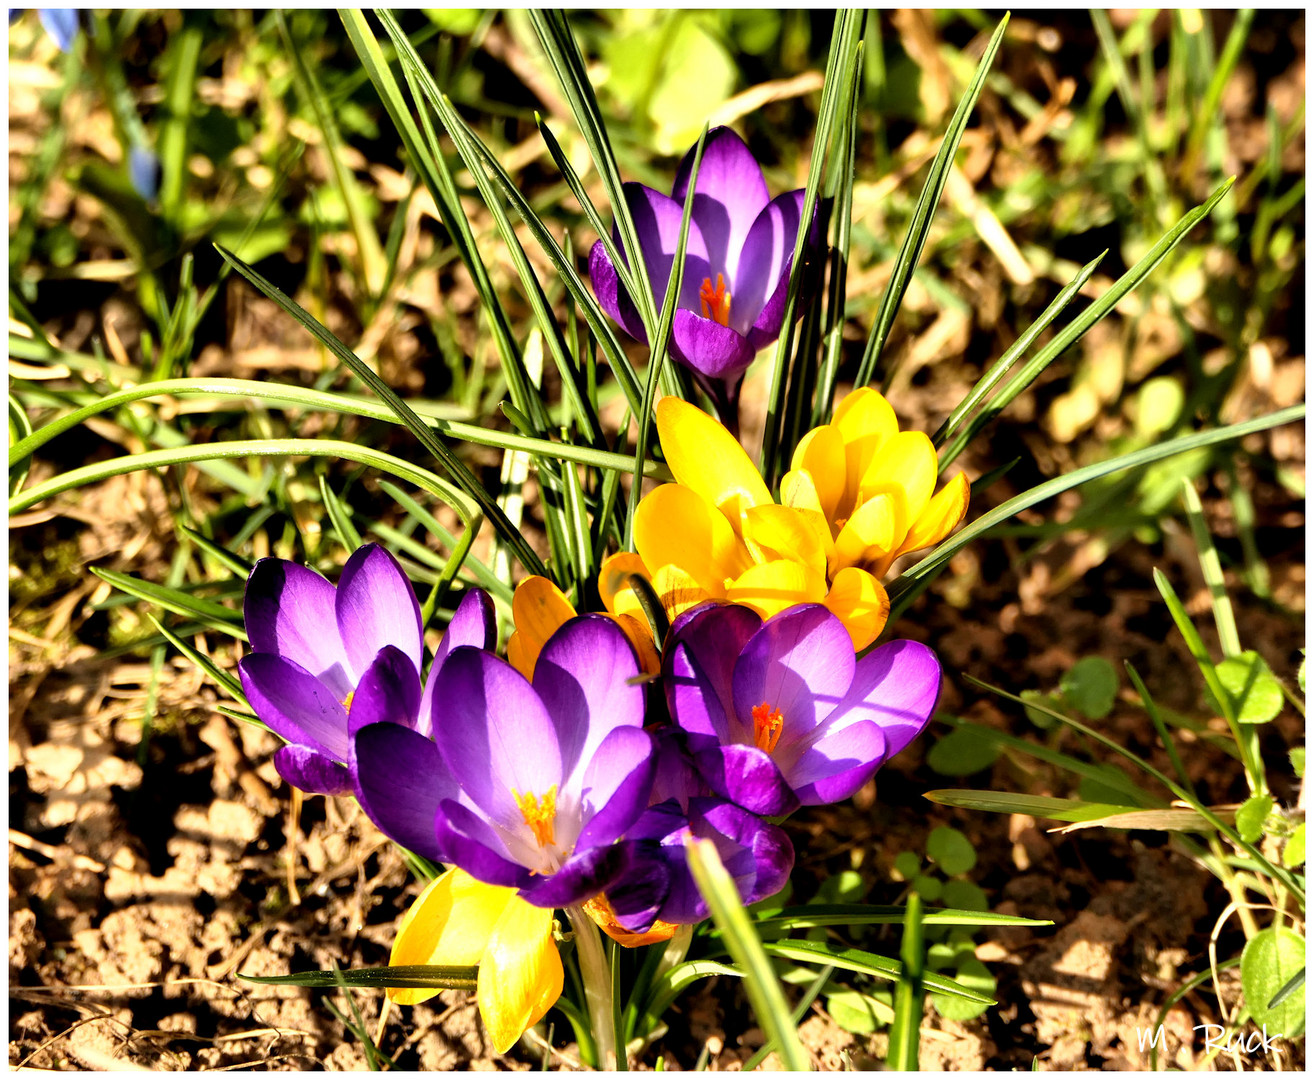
857, 430, 938, 529
635, 483, 752, 596
477, 894, 563, 1054
789, 425, 846, 521
651, 563, 715, 621
831, 492, 904, 576
742, 504, 829, 579
822, 566, 890, 651
655, 396, 771, 529
725, 560, 827, 620
897, 469, 971, 556
831, 388, 897, 514
510, 576, 577, 680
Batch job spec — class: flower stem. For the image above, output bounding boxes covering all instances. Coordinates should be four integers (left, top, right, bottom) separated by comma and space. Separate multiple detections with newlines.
566, 906, 618, 1069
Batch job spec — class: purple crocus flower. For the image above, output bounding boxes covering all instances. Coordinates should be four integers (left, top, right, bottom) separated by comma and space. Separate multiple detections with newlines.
37, 8, 79, 52
238, 543, 494, 797
664, 602, 942, 817
352, 615, 663, 915
589, 126, 819, 428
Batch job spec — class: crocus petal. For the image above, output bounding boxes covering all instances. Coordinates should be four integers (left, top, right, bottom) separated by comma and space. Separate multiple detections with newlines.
477, 892, 563, 1054
654, 395, 772, 526
651, 563, 716, 620
742, 503, 830, 580
826, 639, 942, 763
238, 653, 349, 760
584, 863, 676, 945
787, 719, 887, 805
724, 559, 827, 621
734, 189, 805, 333
857, 430, 938, 530
434, 799, 534, 889
672, 126, 769, 284
347, 645, 422, 736
574, 727, 657, 850
516, 843, 626, 909
598, 551, 651, 618
670, 309, 756, 382
433, 589, 497, 667
619, 181, 711, 314
694, 743, 799, 817
822, 566, 890, 651
508, 575, 576, 681
589, 238, 649, 344
335, 544, 423, 679
387, 868, 515, 1006
272, 745, 353, 796
832, 388, 899, 514
612, 613, 661, 677
832, 492, 905, 575
244, 559, 352, 699
38, 8, 79, 51
789, 424, 847, 522
745, 254, 795, 352
896, 470, 971, 557
533, 616, 645, 793
351, 722, 458, 863
634, 483, 751, 598
694, 797, 794, 906
731, 604, 855, 752
665, 602, 762, 748
430, 648, 562, 834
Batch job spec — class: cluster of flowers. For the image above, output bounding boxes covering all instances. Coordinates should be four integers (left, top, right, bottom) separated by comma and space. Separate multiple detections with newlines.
236, 127, 970, 1052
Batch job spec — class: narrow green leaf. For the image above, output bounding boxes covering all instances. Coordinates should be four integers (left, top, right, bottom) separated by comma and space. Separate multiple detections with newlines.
741, 904, 1051, 934
761, 941, 995, 1005
146, 615, 246, 702
318, 473, 364, 552
90, 567, 245, 639
1180, 479, 1241, 656
641, 960, 743, 1031
238, 964, 478, 991
924, 790, 1144, 822
887, 893, 924, 1070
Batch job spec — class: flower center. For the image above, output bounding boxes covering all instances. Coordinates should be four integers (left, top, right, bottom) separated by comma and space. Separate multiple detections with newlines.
513, 785, 558, 848
751, 702, 784, 754
699, 273, 732, 327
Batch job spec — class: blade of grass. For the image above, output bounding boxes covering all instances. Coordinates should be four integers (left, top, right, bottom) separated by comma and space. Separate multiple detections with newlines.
90, 567, 245, 638
239, 964, 478, 991
887, 893, 924, 1070
318, 473, 364, 552
760, 940, 994, 1004
1180, 479, 1241, 657
854, 14, 1010, 391
1124, 660, 1198, 801
146, 614, 246, 703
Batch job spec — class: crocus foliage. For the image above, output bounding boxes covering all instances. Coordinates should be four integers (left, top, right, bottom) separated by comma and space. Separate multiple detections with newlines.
612, 390, 970, 651
589, 126, 820, 426
237, 543, 493, 795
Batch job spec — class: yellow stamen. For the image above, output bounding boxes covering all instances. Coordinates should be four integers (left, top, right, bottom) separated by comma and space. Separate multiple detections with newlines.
699, 273, 732, 327
513, 785, 558, 848
341, 690, 355, 711
751, 702, 784, 754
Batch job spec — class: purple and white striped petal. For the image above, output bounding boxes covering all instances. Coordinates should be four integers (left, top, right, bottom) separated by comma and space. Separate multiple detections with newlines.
574, 727, 656, 851
244, 559, 352, 700
670, 309, 757, 382
733, 189, 806, 333
434, 799, 535, 890
516, 844, 627, 909
824, 639, 942, 764
666, 602, 762, 749
672, 127, 770, 283
786, 719, 886, 806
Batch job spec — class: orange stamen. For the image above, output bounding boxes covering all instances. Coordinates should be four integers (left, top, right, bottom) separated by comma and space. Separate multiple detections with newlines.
699, 273, 732, 327
751, 702, 784, 754
341, 690, 355, 712
513, 785, 558, 848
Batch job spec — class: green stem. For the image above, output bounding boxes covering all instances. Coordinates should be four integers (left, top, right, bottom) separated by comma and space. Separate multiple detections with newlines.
566, 906, 618, 1069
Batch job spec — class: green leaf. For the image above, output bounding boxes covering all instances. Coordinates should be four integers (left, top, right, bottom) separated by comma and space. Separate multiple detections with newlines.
90, 567, 245, 639
926, 726, 1002, 776
762, 940, 994, 1005
1240, 926, 1306, 1036
925, 789, 1147, 821
887, 893, 924, 1070
893, 852, 921, 881
238, 963, 478, 991
1283, 823, 1305, 870
1078, 763, 1141, 806
941, 881, 989, 914
1291, 747, 1305, 780
1021, 689, 1059, 729
642, 959, 742, 1028
745, 904, 1049, 934
1060, 657, 1119, 720
1216, 650, 1285, 725
814, 870, 868, 905
930, 957, 995, 1022
826, 988, 893, 1034
646, 18, 736, 155
927, 827, 976, 876
911, 875, 943, 902
1236, 795, 1275, 845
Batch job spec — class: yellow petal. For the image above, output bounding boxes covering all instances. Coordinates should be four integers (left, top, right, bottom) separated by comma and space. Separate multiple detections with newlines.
725, 560, 827, 620
510, 576, 576, 680
655, 396, 771, 529
634, 484, 751, 596
831, 388, 897, 514
823, 567, 890, 651
789, 426, 846, 521
583, 893, 679, 948
598, 552, 650, 618
477, 893, 563, 1054
742, 503, 829, 579
388, 869, 515, 1007
897, 470, 970, 557
857, 430, 938, 530
780, 467, 824, 516
831, 492, 904, 576
650, 563, 714, 621
612, 612, 661, 676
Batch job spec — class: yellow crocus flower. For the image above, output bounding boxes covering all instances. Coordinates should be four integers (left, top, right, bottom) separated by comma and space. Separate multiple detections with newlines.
388, 868, 562, 1054
622, 392, 969, 651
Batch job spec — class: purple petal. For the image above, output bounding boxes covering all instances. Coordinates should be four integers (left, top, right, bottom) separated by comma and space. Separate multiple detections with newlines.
694, 744, 798, 817
434, 799, 534, 889
239, 653, 348, 760
670, 309, 756, 383
666, 603, 762, 749
731, 605, 855, 752
618, 182, 711, 315
672, 127, 770, 284
604, 841, 672, 934
649, 728, 707, 808
827, 639, 942, 763
734, 189, 805, 332
351, 722, 457, 862
38, 8, 79, 52
335, 544, 423, 680
428, 647, 561, 834
517, 845, 627, 909
347, 645, 422, 736
746, 253, 794, 352
589, 238, 649, 345
533, 615, 644, 793
574, 727, 656, 850
244, 559, 352, 700
787, 719, 887, 806
273, 745, 353, 797
417, 589, 497, 740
